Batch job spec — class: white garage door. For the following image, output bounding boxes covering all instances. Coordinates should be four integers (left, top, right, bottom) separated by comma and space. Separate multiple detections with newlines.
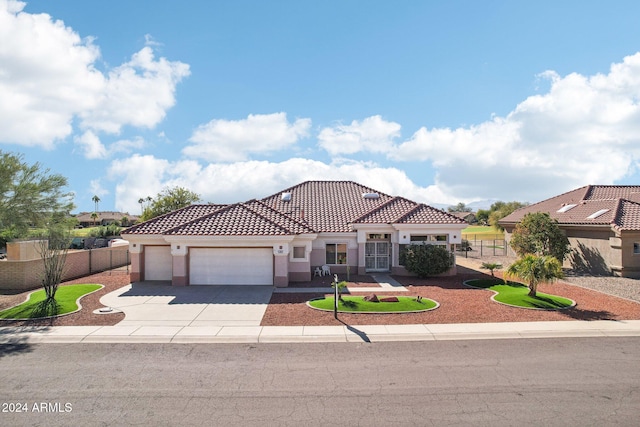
144, 246, 172, 281
190, 248, 273, 285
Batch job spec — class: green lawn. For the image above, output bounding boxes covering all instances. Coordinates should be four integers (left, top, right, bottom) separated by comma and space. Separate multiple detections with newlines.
308, 295, 438, 313
462, 225, 504, 240
465, 279, 574, 310
0, 284, 102, 319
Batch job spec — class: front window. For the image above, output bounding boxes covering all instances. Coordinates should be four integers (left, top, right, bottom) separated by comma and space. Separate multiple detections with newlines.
293, 246, 306, 259
326, 243, 347, 265
634, 242, 640, 255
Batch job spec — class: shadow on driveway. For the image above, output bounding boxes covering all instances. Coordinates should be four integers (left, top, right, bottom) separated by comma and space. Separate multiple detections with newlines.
119, 282, 273, 305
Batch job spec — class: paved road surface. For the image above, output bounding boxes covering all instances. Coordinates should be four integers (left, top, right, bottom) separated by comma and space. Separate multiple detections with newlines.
1, 338, 639, 426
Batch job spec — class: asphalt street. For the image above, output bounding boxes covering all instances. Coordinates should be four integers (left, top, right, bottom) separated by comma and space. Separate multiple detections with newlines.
1, 338, 639, 426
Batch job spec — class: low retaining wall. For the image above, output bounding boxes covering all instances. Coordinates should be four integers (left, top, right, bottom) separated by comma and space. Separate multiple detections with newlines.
0, 246, 130, 291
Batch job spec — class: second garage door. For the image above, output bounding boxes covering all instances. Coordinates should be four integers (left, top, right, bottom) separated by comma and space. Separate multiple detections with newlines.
190, 248, 273, 285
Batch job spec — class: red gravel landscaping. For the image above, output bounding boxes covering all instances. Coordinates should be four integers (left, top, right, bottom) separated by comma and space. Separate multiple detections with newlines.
260, 265, 640, 326
0, 271, 128, 327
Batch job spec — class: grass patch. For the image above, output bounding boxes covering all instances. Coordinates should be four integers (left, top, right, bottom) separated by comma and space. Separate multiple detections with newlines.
0, 284, 102, 319
308, 296, 438, 313
465, 279, 574, 310
462, 225, 504, 240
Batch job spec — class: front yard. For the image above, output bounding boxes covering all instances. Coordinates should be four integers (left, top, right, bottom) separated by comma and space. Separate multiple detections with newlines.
260, 264, 640, 326
1, 261, 639, 327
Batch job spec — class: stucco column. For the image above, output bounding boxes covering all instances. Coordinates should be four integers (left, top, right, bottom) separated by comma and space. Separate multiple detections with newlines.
129, 243, 143, 282
171, 244, 189, 286
273, 244, 290, 287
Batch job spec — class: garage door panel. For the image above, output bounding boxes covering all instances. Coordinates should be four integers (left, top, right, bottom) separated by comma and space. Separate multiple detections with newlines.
190, 248, 273, 285
145, 246, 172, 281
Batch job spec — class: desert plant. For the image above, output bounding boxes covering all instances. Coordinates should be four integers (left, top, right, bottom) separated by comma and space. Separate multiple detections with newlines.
480, 262, 502, 277
505, 254, 564, 297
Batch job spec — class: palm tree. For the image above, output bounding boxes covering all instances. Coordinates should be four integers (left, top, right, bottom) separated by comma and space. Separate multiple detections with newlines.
480, 262, 502, 277
90, 212, 99, 227
505, 254, 564, 297
138, 198, 144, 213
92, 195, 101, 213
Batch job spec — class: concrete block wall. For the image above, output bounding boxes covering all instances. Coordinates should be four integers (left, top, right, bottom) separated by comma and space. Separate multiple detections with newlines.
0, 246, 130, 291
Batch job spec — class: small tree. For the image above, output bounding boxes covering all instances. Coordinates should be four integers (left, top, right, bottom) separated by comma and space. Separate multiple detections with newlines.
505, 254, 563, 297
510, 212, 571, 262
0, 150, 74, 247
402, 244, 454, 278
140, 187, 201, 221
487, 201, 529, 231
447, 202, 471, 213
36, 227, 71, 316
480, 262, 502, 277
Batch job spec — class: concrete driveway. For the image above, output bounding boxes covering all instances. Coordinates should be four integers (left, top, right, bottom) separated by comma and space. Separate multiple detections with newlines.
100, 282, 273, 327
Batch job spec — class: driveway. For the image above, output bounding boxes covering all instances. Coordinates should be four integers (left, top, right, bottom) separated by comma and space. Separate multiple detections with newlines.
100, 282, 273, 327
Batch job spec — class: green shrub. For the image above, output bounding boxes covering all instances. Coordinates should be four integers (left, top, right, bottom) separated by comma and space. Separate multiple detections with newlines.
402, 244, 454, 278
89, 224, 122, 238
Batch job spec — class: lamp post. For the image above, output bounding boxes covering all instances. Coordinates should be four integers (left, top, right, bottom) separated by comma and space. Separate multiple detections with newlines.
333, 274, 339, 320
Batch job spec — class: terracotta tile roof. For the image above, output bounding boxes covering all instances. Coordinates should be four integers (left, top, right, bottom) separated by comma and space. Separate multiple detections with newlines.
261, 181, 396, 232
397, 204, 468, 224
122, 204, 226, 235
124, 181, 465, 237
165, 200, 315, 236
352, 197, 465, 225
500, 185, 640, 231
613, 199, 640, 231
352, 197, 418, 224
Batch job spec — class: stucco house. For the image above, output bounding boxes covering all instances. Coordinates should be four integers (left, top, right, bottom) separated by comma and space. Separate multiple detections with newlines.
499, 185, 640, 278
76, 211, 139, 227
122, 181, 467, 286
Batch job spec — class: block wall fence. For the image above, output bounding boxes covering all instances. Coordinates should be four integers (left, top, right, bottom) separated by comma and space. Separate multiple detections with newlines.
0, 246, 130, 291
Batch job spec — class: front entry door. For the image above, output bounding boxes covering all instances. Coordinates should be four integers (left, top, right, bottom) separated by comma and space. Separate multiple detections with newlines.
365, 242, 390, 272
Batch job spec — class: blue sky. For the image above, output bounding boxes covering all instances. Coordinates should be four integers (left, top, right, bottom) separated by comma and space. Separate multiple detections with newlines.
2, 0, 640, 215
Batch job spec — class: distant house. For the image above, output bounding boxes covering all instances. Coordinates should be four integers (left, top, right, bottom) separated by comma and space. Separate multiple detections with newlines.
449, 211, 476, 224
499, 185, 640, 278
76, 211, 139, 228
122, 181, 467, 287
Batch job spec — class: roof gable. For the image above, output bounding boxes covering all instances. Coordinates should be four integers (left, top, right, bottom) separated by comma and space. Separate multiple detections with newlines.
352, 196, 465, 225
165, 200, 315, 236
261, 180, 395, 232
123, 204, 226, 235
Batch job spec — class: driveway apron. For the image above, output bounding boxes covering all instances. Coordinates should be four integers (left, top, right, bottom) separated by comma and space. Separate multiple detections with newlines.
100, 283, 273, 327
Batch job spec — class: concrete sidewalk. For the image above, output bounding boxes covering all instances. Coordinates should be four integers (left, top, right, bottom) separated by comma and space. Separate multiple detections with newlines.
2, 320, 640, 344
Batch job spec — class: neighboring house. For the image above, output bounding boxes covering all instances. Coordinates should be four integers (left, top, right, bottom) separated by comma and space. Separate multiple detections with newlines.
122, 181, 467, 286
449, 211, 476, 224
499, 185, 640, 278
76, 211, 139, 228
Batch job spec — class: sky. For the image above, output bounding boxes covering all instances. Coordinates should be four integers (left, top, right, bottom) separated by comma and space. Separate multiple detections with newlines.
1, 0, 640, 215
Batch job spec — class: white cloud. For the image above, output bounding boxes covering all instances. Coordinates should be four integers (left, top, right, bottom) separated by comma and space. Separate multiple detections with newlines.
79, 46, 190, 134
75, 130, 107, 159
0, 1, 189, 154
318, 115, 401, 155
0, 0, 102, 147
391, 52, 640, 202
111, 136, 146, 155
108, 155, 450, 213
184, 112, 311, 162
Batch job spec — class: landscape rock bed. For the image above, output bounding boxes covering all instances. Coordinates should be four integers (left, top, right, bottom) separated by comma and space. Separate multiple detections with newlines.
260, 265, 640, 326
0, 271, 128, 326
